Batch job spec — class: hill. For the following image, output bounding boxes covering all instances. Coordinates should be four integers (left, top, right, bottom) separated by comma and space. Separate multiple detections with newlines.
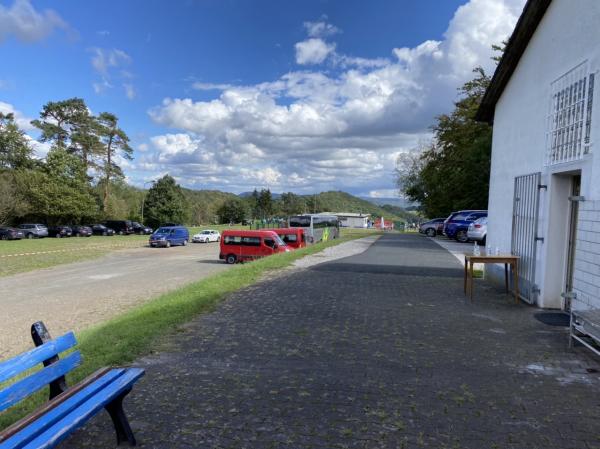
301, 191, 417, 222
182, 188, 239, 225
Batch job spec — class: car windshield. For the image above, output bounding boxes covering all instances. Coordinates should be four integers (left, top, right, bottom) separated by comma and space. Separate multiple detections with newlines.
155, 228, 170, 234
201, 231, 211, 234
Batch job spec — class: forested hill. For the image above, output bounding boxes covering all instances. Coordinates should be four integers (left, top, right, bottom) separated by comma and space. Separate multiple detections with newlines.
298, 191, 416, 221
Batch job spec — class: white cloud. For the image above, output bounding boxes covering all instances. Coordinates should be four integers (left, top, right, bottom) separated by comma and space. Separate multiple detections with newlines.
295, 38, 336, 65
0, 102, 52, 158
0, 0, 67, 44
142, 0, 525, 194
89, 48, 136, 99
192, 82, 235, 91
304, 19, 340, 38
123, 83, 136, 100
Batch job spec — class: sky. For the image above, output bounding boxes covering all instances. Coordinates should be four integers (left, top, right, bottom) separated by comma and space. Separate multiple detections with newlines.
0, 0, 526, 197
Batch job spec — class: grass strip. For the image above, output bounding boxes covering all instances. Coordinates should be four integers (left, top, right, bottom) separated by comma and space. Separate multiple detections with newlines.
0, 230, 381, 428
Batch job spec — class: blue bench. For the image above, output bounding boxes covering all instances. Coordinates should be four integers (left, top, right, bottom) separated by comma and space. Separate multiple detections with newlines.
0, 322, 145, 448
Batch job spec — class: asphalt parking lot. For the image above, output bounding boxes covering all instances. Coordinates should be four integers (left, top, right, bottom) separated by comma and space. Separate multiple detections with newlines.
0, 242, 229, 357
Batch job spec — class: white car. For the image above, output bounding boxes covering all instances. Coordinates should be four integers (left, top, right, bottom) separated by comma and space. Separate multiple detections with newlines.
192, 229, 221, 243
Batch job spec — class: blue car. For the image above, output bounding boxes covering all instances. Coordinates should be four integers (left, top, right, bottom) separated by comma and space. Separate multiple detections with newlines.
149, 226, 189, 248
443, 210, 487, 243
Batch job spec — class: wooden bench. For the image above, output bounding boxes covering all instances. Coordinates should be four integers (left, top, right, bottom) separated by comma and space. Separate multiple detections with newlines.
0, 322, 145, 448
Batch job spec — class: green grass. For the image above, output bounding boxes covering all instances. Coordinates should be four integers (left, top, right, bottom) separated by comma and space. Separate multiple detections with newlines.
0, 230, 381, 428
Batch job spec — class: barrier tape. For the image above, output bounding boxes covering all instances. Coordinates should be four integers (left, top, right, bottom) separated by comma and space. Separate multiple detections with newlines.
0, 242, 146, 258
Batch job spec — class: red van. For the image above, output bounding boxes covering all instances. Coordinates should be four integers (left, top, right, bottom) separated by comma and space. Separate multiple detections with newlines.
219, 230, 289, 264
272, 228, 306, 250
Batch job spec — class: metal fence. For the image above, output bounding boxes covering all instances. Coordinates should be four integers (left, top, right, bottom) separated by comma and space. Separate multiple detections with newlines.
511, 172, 543, 304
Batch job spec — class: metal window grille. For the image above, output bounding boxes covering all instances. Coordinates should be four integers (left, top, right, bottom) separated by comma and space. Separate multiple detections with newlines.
546, 62, 595, 165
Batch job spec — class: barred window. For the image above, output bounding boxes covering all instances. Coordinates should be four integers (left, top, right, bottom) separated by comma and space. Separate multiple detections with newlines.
547, 62, 595, 165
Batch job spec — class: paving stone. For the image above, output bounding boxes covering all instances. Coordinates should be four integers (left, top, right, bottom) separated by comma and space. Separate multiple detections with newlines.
61, 234, 600, 449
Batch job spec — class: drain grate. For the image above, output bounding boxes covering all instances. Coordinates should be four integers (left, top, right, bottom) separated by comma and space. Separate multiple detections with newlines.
534, 312, 570, 327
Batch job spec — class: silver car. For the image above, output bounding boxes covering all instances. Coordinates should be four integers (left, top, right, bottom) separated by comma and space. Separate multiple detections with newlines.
18, 223, 49, 239
467, 217, 487, 243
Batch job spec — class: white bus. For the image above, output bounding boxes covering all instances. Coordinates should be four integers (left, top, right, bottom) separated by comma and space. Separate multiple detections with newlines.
288, 214, 340, 244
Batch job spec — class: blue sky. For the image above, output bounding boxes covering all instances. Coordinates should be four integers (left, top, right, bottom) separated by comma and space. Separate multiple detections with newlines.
0, 0, 526, 197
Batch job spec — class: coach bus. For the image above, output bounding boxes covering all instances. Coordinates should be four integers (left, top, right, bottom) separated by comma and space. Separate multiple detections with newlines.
288, 214, 340, 244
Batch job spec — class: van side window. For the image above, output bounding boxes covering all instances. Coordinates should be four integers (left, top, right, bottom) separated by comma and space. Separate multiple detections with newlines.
224, 235, 242, 245
284, 234, 297, 242
242, 237, 260, 246
264, 238, 275, 248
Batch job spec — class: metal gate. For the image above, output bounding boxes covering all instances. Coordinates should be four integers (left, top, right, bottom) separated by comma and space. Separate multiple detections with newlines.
511, 172, 543, 304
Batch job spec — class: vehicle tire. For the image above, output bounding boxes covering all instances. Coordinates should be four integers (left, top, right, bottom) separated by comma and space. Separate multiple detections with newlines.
226, 254, 236, 264
182, 239, 187, 246
118, 230, 124, 236
217, 237, 220, 242
56, 234, 61, 238
27, 233, 34, 239
481, 236, 487, 246
165, 241, 171, 248
455, 230, 469, 243
425, 228, 436, 237
1, 235, 6, 240
102, 231, 107, 236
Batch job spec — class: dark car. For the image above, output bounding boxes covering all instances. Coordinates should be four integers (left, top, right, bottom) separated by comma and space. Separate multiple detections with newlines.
18, 223, 49, 239
70, 225, 92, 237
0, 226, 24, 240
443, 210, 488, 243
131, 222, 153, 235
48, 226, 72, 238
90, 224, 115, 236
104, 220, 134, 235
419, 218, 445, 237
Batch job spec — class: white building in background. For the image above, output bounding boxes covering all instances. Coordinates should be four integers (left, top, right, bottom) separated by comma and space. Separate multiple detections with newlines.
319, 212, 370, 228
477, 0, 600, 310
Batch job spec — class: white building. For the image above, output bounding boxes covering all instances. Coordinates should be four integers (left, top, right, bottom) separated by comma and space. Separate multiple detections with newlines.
320, 212, 370, 228
478, 0, 600, 311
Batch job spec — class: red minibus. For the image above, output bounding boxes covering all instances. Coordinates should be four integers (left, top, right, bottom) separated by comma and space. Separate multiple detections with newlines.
219, 230, 289, 264
272, 228, 306, 249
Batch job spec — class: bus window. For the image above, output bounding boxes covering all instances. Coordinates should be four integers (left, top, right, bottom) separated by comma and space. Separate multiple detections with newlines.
289, 216, 311, 227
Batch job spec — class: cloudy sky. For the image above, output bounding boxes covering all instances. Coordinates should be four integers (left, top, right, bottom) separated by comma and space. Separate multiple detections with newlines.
0, 0, 526, 197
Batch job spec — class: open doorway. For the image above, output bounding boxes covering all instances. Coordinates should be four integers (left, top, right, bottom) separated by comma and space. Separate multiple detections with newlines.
563, 174, 581, 312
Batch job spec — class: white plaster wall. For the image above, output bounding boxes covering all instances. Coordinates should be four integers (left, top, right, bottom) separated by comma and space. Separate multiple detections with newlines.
487, 0, 600, 308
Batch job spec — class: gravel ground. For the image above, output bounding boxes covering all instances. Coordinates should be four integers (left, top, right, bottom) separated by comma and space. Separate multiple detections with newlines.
0, 242, 229, 358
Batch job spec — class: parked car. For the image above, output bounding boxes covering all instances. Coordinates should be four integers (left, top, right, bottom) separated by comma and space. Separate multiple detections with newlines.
48, 225, 72, 238
0, 226, 24, 240
467, 217, 488, 244
149, 226, 189, 248
219, 230, 289, 264
272, 228, 306, 249
132, 222, 153, 235
192, 229, 221, 243
419, 218, 445, 237
443, 210, 488, 243
89, 224, 115, 236
18, 223, 48, 239
70, 225, 92, 237
104, 220, 134, 235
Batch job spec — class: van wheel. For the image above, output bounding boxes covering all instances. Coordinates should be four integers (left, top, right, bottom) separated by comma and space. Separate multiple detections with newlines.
165, 241, 171, 248
182, 240, 187, 246
425, 228, 436, 237
226, 254, 236, 264
455, 230, 469, 243
217, 237, 220, 242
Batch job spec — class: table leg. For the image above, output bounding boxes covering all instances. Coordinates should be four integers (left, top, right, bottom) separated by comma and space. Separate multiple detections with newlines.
504, 263, 509, 294
513, 261, 519, 304
464, 257, 467, 295
470, 261, 474, 301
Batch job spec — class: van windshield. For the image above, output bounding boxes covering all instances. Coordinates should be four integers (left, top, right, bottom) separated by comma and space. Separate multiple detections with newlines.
274, 235, 286, 246
155, 227, 170, 234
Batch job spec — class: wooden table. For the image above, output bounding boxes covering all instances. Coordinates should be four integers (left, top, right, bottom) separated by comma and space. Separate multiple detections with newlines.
464, 255, 520, 303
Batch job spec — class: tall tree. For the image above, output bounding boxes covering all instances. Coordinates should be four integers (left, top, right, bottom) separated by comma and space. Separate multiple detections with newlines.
96, 112, 133, 212
397, 68, 492, 218
257, 189, 273, 218
216, 198, 249, 224
143, 175, 189, 228
31, 98, 102, 171
280, 192, 306, 215
0, 112, 34, 169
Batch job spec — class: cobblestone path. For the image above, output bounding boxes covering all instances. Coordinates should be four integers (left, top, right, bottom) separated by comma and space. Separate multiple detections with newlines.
64, 233, 600, 449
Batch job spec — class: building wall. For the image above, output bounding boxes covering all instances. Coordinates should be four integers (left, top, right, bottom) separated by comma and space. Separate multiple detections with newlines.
339, 216, 368, 228
487, 0, 600, 309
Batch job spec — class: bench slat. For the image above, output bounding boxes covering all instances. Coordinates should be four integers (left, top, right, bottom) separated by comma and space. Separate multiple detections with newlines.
0, 369, 127, 449
0, 333, 77, 384
0, 368, 112, 444
20, 368, 144, 449
0, 352, 81, 414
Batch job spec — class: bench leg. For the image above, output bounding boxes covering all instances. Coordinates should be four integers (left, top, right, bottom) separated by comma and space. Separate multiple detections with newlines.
105, 389, 137, 446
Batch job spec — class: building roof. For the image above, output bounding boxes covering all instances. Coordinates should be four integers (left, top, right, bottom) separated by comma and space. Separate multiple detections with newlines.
319, 212, 371, 218
476, 0, 553, 123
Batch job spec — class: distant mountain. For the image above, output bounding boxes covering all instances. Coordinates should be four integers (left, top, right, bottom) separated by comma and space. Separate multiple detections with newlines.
359, 196, 417, 209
